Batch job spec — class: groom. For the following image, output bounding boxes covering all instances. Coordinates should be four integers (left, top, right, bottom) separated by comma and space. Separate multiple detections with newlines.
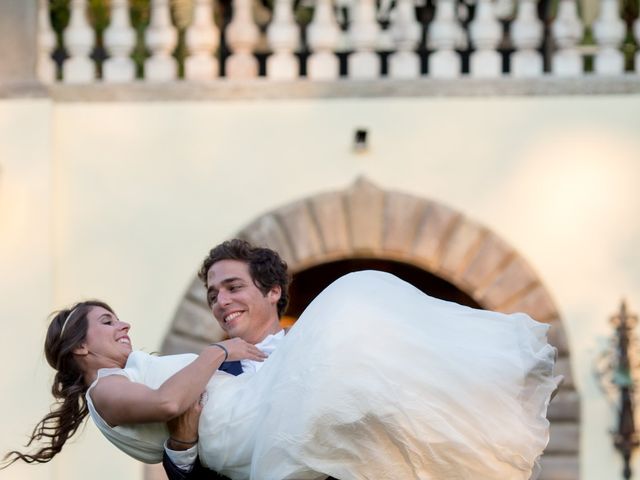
162, 239, 290, 480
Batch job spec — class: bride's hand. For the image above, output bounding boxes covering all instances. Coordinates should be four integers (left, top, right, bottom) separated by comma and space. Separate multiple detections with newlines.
216, 338, 268, 362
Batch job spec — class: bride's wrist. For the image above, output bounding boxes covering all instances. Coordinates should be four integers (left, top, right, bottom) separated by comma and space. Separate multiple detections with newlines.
208, 343, 229, 363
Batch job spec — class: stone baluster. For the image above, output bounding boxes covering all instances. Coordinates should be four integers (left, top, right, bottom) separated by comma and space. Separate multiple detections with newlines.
388, 0, 421, 78
494, 0, 516, 19
376, 0, 395, 53
510, 0, 543, 76
37, 0, 56, 83
307, 0, 341, 79
145, 0, 178, 81
226, 0, 260, 78
592, 0, 625, 75
63, 0, 95, 83
266, 0, 299, 79
334, 0, 352, 53
348, 0, 380, 78
635, 15, 640, 73
551, 0, 583, 76
469, 0, 502, 77
428, 0, 461, 78
103, 0, 136, 82
185, 0, 219, 80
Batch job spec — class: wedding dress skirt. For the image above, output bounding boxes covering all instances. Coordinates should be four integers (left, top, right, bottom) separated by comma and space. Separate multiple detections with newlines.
86, 271, 558, 479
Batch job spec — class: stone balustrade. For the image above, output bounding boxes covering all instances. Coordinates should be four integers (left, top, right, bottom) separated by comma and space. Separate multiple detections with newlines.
33, 0, 640, 83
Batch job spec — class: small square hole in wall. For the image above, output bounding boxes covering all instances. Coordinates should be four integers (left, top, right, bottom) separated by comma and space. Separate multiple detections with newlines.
353, 128, 369, 153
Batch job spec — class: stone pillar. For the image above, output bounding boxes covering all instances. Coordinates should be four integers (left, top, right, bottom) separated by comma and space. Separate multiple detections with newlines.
593, 0, 625, 75
185, 0, 220, 81
469, 0, 502, 78
307, 0, 341, 80
267, 0, 299, 80
510, 0, 543, 77
429, 0, 462, 78
551, 0, 584, 76
347, 0, 381, 79
225, 0, 260, 79
146, 0, 179, 81
0, 0, 39, 84
388, 0, 421, 79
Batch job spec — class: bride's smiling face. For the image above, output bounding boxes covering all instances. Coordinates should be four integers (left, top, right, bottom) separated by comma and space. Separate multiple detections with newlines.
77, 306, 132, 368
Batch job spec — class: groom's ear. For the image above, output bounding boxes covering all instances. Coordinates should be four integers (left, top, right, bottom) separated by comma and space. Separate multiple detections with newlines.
267, 285, 281, 305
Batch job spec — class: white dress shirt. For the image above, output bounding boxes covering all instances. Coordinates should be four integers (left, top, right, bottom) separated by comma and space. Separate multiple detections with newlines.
165, 330, 286, 472
240, 330, 284, 374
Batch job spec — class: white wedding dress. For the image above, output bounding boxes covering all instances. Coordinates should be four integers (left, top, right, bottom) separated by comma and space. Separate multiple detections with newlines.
86, 271, 559, 480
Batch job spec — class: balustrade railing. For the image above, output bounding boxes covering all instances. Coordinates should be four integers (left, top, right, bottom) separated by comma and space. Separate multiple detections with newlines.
38, 0, 640, 84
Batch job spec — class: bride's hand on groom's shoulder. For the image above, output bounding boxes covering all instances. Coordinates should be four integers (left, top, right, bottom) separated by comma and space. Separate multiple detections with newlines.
219, 338, 268, 363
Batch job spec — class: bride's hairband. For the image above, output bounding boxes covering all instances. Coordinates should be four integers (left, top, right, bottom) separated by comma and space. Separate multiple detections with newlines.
59, 306, 80, 338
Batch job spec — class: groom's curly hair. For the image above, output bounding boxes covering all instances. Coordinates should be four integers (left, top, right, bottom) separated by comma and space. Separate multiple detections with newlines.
199, 239, 290, 318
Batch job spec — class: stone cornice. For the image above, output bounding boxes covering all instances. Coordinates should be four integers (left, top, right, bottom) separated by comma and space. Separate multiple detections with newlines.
2, 76, 639, 102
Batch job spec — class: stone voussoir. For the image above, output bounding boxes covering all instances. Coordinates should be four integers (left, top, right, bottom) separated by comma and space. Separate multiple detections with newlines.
462, 233, 513, 293
345, 178, 385, 251
276, 200, 325, 264
412, 200, 461, 269
477, 256, 539, 310
538, 454, 579, 480
308, 191, 352, 256
383, 191, 429, 253
239, 213, 297, 267
547, 423, 580, 454
547, 390, 580, 422
547, 318, 570, 356
438, 219, 486, 283
501, 283, 560, 323
161, 331, 211, 355
170, 296, 222, 344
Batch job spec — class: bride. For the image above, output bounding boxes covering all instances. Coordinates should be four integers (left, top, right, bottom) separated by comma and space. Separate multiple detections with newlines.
3, 270, 559, 480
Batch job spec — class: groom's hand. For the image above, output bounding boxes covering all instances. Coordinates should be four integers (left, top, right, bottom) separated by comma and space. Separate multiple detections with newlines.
167, 398, 203, 451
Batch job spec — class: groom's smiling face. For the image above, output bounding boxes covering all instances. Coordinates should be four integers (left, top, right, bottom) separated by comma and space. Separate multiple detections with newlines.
207, 259, 281, 344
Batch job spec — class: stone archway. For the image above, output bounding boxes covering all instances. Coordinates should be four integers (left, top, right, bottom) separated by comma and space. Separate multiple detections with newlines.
161, 177, 579, 479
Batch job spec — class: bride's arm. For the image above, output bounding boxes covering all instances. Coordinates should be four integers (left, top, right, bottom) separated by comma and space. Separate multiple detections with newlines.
90, 339, 266, 427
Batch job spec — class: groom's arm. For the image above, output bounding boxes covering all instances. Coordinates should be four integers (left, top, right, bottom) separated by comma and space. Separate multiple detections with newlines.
163, 400, 231, 480
164, 361, 245, 480
164, 438, 233, 480
163, 401, 200, 480
164, 452, 234, 480
162, 450, 205, 480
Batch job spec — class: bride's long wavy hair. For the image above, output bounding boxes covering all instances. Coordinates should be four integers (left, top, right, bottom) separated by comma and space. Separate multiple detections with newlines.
1, 300, 114, 467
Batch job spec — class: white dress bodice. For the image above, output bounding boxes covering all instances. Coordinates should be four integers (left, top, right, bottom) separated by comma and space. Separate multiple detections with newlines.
86, 352, 255, 467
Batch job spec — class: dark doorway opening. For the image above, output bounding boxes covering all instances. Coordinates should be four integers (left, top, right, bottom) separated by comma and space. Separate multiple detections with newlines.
285, 258, 481, 323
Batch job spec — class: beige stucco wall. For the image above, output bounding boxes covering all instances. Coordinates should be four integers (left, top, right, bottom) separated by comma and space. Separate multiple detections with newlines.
1, 92, 639, 479
0, 98, 56, 480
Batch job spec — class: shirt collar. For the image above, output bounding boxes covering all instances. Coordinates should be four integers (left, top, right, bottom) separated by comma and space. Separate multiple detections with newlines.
256, 329, 285, 351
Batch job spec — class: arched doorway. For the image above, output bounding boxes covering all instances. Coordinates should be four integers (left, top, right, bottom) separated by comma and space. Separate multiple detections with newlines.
287, 257, 481, 323
160, 177, 579, 479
